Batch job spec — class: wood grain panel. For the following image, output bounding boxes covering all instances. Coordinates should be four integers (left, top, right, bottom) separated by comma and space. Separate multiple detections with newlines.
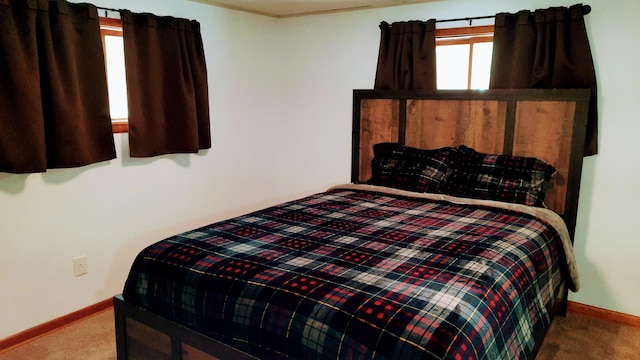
183, 343, 220, 360
126, 318, 171, 360
406, 99, 506, 153
359, 99, 399, 181
513, 101, 576, 215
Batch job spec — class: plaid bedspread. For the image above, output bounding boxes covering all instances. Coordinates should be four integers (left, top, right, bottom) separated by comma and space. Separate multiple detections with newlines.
123, 186, 568, 359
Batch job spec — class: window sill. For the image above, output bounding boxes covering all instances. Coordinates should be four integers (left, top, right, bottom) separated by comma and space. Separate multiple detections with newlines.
112, 120, 128, 133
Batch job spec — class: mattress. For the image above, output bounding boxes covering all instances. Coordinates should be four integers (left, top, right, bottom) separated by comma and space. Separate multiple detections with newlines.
123, 184, 577, 359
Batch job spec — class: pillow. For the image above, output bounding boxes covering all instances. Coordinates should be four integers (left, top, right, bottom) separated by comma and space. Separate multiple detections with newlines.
443, 145, 557, 207
368, 143, 457, 193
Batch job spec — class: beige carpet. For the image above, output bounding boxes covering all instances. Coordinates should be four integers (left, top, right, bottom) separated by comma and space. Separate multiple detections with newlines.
0, 309, 115, 360
1, 308, 639, 359
537, 311, 640, 360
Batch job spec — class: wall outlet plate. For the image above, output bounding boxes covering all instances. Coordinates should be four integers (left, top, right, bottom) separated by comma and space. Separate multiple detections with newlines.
73, 255, 88, 277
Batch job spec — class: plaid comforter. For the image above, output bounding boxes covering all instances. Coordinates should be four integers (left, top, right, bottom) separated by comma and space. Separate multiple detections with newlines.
123, 185, 570, 359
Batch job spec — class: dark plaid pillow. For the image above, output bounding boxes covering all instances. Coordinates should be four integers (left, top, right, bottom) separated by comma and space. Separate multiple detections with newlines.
443, 146, 557, 207
369, 143, 457, 193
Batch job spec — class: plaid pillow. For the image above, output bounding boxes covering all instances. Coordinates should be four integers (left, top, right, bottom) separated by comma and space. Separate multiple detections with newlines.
369, 143, 456, 193
443, 145, 557, 207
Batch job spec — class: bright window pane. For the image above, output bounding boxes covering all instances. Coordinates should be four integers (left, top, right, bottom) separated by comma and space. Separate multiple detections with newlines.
436, 44, 470, 90
470, 42, 493, 90
104, 35, 128, 119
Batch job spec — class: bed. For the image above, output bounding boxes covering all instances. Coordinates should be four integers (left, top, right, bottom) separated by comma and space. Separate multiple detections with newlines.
114, 89, 590, 360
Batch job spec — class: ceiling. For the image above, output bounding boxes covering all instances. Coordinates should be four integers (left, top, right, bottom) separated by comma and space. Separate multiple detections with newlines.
189, 0, 438, 18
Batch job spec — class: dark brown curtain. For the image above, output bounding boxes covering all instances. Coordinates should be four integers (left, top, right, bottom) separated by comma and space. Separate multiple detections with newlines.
121, 11, 211, 158
0, 0, 115, 173
490, 4, 598, 156
374, 20, 437, 90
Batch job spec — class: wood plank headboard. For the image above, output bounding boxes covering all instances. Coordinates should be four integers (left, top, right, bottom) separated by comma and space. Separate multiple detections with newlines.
351, 89, 590, 241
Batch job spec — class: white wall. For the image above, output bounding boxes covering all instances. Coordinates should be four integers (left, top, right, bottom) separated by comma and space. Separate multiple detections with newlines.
1, 0, 639, 340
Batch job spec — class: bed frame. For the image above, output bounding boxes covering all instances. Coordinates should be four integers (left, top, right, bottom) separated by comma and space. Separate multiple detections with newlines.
114, 89, 590, 360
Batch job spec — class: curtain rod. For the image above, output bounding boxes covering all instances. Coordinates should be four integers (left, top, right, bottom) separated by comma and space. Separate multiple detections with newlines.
96, 6, 123, 19
436, 4, 591, 24
95, 4, 592, 22
96, 6, 121, 12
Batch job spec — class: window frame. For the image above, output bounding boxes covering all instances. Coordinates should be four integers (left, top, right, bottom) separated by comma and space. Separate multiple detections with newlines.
435, 25, 494, 90
99, 17, 128, 133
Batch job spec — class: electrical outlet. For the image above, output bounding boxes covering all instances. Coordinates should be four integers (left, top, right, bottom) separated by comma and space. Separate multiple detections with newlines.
73, 255, 88, 277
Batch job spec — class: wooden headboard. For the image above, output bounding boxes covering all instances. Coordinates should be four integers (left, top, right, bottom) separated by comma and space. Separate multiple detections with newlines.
351, 89, 590, 241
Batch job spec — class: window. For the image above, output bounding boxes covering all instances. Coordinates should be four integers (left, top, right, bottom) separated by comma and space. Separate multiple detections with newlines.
99, 17, 129, 133
436, 25, 494, 90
